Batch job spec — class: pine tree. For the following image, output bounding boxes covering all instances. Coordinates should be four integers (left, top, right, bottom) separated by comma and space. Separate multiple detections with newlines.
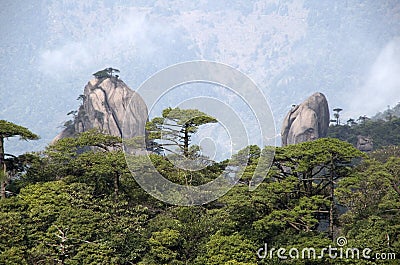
146, 107, 217, 157
0, 120, 38, 198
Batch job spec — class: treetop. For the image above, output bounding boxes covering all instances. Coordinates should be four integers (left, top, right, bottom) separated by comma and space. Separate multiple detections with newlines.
92, 67, 120, 79
162, 107, 218, 126
0, 120, 39, 140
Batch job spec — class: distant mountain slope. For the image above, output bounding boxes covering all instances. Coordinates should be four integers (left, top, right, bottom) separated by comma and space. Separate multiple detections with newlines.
372, 102, 400, 121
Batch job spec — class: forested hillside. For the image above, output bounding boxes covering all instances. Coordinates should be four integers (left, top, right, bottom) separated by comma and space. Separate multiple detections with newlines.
1, 122, 399, 264
328, 110, 400, 150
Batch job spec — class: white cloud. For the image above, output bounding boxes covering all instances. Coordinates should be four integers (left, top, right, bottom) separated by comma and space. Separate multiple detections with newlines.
40, 42, 92, 76
38, 10, 154, 78
348, 38, 400, 118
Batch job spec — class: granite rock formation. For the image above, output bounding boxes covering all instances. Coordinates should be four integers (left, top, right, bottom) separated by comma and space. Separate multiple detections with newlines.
356, 135, 373, 152
281, 92, 330, 146
53, 77, 148, 142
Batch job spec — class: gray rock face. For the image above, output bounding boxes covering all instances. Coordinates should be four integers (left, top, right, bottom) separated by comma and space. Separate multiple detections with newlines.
53, 77, 148, 142
356, 135, 373, 152
281, 92, 330, 146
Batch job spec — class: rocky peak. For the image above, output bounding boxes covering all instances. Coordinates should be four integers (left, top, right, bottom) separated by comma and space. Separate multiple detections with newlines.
281, 92, 330, 146
53, 76, 148, 142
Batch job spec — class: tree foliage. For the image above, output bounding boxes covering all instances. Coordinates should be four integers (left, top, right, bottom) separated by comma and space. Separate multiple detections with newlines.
328, 117, 400, 149
1, 118, 398, 264
0, 120, 39, 198
92, 67, 120, 79
146, 107, 217, 157
336, 150, 400, 262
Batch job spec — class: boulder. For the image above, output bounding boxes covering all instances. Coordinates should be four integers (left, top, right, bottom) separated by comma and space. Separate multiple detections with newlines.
356, 135, 373, 152
281, 92, 330, 146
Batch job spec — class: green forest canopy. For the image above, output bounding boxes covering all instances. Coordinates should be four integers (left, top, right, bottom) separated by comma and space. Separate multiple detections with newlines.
0, 127, 398, 263
1, 103, 400, 263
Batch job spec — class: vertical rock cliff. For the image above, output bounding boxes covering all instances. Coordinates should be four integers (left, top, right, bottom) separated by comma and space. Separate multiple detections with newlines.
53, 77, 148, 142
281, 92, 330, 146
